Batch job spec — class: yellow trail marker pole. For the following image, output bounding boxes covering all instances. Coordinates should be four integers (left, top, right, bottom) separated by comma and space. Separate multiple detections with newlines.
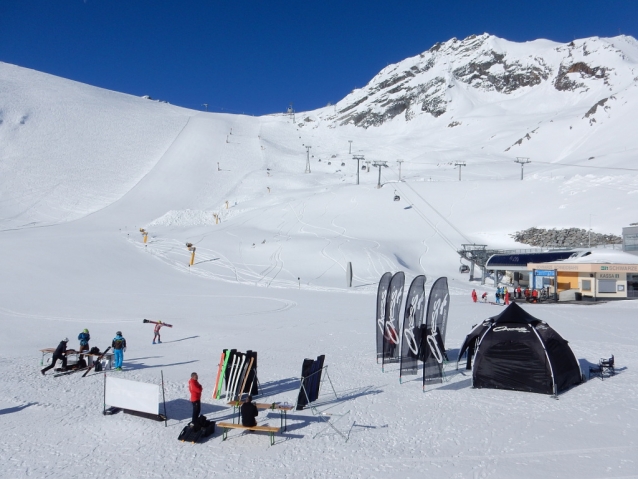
186, 243, 196, 267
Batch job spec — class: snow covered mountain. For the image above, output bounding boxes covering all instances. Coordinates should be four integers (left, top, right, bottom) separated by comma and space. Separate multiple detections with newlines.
324, 33, 638, 129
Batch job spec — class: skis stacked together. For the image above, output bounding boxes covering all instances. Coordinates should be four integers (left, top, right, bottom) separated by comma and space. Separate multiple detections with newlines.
212, 349, 258, 401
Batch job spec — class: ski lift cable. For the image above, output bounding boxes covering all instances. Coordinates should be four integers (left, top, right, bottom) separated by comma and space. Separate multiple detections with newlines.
385, 166, 473, 244
380, 173, 459, 253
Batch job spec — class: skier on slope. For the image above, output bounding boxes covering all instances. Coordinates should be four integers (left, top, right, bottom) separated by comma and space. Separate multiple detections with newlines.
41, 338, 69, 375
153, 321, 164, 344
471, 289, 477, 303
78, 329, 90, 360
112, 331, 127, 371
189, 372, 203, 426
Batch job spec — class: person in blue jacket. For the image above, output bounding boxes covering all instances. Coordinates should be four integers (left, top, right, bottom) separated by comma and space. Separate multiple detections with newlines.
78, 328, 90, 360
112, 331, 127, 371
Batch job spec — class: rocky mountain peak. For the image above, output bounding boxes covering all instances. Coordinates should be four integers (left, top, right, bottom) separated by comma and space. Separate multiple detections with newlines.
319, 34, 636, 128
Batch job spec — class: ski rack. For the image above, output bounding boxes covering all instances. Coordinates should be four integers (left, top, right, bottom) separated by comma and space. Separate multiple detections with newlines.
294, 366, 350, 441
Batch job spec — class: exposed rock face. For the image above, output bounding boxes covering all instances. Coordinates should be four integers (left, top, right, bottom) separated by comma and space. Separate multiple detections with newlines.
554, 62, 609, 91
510, 227, 621, 247
325, 33, 631, 129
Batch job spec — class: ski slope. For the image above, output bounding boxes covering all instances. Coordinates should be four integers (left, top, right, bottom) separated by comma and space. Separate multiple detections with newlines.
1, 34, 638, 478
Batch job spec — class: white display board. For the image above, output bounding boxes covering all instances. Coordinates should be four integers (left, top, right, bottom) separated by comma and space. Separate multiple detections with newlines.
105, 376, 159, 415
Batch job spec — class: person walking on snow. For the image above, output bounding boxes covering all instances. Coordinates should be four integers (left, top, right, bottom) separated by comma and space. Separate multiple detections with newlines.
189, 372, 203, 426
78, 329, 90, 359
481, 292, 488, 302
495, 290, 500, 304
504, 290, 510, 305
112, 331, 127, 371
471, 289, 477, 303
41, 338, 69, 375
153, 321, 164, 344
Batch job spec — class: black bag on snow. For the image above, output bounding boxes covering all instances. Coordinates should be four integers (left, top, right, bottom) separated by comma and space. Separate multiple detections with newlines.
197, 415, 215, 437
178, 425, 203, 443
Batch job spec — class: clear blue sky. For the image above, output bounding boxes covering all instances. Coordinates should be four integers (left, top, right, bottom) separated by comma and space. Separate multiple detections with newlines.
1, 0, 636, 115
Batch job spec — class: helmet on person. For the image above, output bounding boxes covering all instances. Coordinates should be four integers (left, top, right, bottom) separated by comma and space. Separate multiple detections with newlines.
63, 338, 69, 343
116, 331, 122, 336
158, 320, 162, 324
83, 329, 89, 333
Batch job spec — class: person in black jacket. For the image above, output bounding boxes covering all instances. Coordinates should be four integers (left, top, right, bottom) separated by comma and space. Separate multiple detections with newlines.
240, 395, 259, 427
41, 338, 69, 375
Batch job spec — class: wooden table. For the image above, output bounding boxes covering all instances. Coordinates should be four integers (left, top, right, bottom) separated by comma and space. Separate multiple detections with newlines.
227, 400, 294, 431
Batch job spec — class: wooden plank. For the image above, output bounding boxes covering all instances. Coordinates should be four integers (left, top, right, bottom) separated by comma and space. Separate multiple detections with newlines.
217, 422, 279, 433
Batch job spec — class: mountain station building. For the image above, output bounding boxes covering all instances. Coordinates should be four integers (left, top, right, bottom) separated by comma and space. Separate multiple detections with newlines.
527, 250, 638, 300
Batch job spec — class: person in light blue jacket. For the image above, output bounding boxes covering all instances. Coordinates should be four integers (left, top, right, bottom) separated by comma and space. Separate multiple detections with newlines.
112, 331, 127, 371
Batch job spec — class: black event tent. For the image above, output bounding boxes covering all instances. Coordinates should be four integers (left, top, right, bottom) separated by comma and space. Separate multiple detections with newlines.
458, 303, 582, 395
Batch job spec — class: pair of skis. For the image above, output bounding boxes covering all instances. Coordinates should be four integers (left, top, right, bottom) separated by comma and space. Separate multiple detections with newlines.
53, 347, 112, 378
143, 319, 173, 327
212, 350, 255, 401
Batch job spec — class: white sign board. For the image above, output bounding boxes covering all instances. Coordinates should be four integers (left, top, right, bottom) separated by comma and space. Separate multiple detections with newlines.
105, 376, 159, 415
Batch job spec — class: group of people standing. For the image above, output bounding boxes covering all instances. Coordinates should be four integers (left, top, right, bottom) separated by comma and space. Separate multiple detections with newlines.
471, 285, 525, 305
41, 330, 127, 375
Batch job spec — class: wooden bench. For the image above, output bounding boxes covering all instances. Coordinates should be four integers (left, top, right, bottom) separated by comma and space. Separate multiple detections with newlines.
217, 422, 280, 446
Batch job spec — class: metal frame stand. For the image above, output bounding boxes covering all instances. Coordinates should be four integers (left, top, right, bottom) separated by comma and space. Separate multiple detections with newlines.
295, 366, 351, 441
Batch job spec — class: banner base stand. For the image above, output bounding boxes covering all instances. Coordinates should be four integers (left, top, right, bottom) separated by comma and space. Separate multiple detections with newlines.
103, 407, 121, 416
122, 409, 167, 422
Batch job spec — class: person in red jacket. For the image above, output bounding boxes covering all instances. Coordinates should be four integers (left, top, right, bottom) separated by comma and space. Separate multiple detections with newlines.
189, 372, 203, 426
471, 289, 477, 303
532, 289, 539, 302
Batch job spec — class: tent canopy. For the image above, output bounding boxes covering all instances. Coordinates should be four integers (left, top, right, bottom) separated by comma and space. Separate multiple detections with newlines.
461, 303, 582, 395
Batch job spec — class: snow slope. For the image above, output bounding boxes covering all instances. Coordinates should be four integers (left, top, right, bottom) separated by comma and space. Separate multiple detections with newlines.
1, 34, 638, 478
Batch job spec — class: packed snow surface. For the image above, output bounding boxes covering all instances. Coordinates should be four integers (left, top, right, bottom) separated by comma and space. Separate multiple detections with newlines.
1, 34, 637, 478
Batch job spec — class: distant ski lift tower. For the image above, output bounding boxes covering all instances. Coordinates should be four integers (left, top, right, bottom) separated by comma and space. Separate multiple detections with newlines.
288, 103, 295, 123
454, 161, 466, 181
348, 140, 353, 154
305, 146, 312, 173
372, 161, 387, 188
515, 157, 531, 180
397, 159, 404, 181
352, 155, 364, 185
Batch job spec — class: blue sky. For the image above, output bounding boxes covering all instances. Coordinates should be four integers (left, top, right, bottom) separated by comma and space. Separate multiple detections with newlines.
1, 1, 636, 115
